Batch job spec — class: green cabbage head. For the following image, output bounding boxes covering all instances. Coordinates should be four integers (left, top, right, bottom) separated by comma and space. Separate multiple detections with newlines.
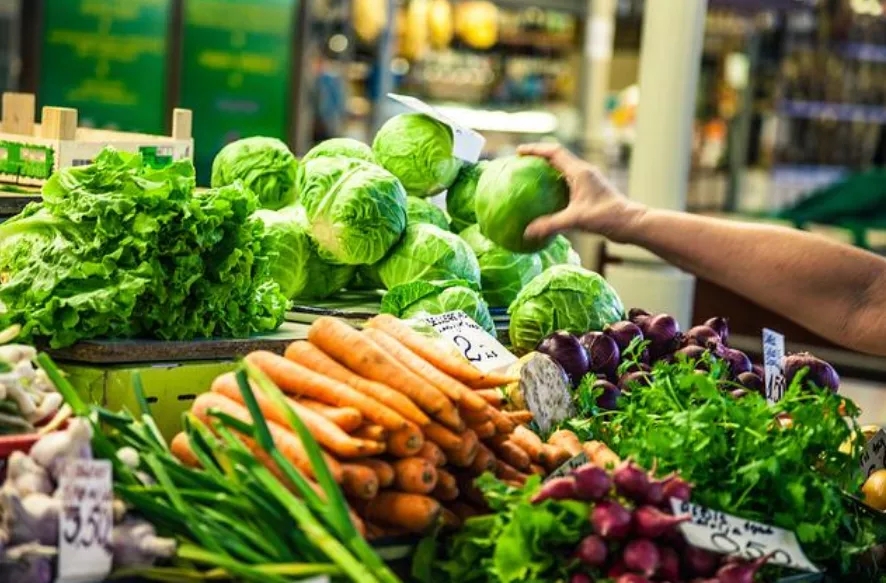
302, 138, 375, 164
255, 206, 355, 300
446, 161, 486, 232
460, 224, 542, 308
381, 279, 495, 334
372, 113, 463, 198
377, 223, 480, 289
539, 234, 581, 270
475, 155, 569, 253
299, 157, 407, 265
407, 196, 450, 230
211, 136, 298, 210
508, 264, 624, 353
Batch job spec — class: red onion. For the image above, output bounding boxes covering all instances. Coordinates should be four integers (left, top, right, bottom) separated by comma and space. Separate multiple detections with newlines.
604, 321, 644, 353
674, 344, 707, 364
782, 352, 840, 392
591, 499, 632, 539
737, 372, 764, 395
644, 314, 681, 359
580, 332, 621, 379
575, 534, 608, 566
715, 346, 752, 376
536, 331, 590, 387
593, 379, 622, 411
628, 308, 651, 324
686, 325, 721, 347
621, 361, 651, 374
704, 316, 730, 344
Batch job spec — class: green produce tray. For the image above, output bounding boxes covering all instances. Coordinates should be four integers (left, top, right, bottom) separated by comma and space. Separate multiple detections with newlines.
60, 360, 237, 440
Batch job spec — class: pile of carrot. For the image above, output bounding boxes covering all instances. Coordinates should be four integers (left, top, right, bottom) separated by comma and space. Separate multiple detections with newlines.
170, 314, 599, 537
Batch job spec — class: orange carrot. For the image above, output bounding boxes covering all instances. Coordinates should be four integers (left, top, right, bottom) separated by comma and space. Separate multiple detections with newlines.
391, 458, 438, 494
469, 420, 495, 439
171, 433, 201, 468
416, 441, 447, 467
308, 318, 461, 429
495, 460, 528, 484
548, 429, 583, 457
341, 463, 380, 500
190, 392, 343, 483
298, 400, 363, 432
351, 459, 395, 488
469, 444, 496, 475
540, 444, 571, 471
529, 463, 546, 476
285, 341, 430, 427
361, 492, 442, 533
246, 350, 408, 431
365, 314, 519, 388
448, 429, 480, 468
433, 469, 459, 502
363, 328, 487, 412
461, 407, 491, 424
487, 406, 516, 434
211, 372, 385, 459
475, 389, 505, 408
424, 422, 463, 453
491, 440, 531, 471
511, 426, 545, 462
385, 425, 425, 457
584, 440, 621, 469
505, 410, 534, 425
352, 424, 388, 442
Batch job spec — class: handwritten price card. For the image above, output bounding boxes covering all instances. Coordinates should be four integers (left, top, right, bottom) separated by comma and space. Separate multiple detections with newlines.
387, 94, 486, 162
421, 311, 517, 373
762, 328, 787, 403
544, 452, 589, 482
56, 460, 114, 583
670, 499, 819, 573
861, 429, 886, 477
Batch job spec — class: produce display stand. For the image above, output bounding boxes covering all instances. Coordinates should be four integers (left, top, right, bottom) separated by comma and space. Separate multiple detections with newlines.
48, 322, 310, 440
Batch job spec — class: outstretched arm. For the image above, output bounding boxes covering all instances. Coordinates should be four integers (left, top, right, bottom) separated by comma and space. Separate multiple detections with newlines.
519, 143, 886, 356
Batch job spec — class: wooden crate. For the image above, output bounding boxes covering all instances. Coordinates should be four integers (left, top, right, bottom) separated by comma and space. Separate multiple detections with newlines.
0, 92, 193, 187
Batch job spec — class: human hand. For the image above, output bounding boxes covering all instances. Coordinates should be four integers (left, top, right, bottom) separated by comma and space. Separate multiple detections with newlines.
518, 143, 645, 243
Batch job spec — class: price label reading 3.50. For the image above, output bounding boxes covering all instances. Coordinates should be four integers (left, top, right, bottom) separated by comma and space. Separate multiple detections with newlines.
56, 459, 114, 583
670, 499, 819, 573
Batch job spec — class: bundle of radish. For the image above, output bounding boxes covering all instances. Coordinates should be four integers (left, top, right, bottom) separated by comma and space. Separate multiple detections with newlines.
196, 314, 570, 537
0, 418, 176, 583
416, 438, 775, 583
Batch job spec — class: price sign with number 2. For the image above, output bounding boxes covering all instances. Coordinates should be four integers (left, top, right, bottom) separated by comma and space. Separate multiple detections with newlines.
420, 311, 517, 373
56, 459, 114, 583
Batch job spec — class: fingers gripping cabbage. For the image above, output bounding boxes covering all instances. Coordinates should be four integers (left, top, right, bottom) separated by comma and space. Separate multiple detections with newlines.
475, 155, 569, 253
508, 265, 624, 353
377, 223, 481, 289
299, 158, 408, 265
407, 197, 450, 230
460, 224, 542, 308
381, 279, 495, 334
372, 113, 463, 198
211, 136, 298, 210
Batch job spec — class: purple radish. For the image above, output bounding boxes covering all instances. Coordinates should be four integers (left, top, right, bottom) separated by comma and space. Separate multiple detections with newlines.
594, 379, 622, 411
633, 505, 691, 539
622, 539, 660, 577
644, 478, 665, 505
686, 325, 720, 347
531, 476, 577, 504
657, 546, 680, 581
614, 575, 652, 583
613, 459, 650, 502
661, 474, 693, 503
573, 464, 613, 500
604, 321, 644, 353
591, 499, 633, 539
575, 534, 608, 566
570, 574, 593, 583
716, 553, 774, 583
704, 316, 730, 344
607, 561, 629, 578
683, 546, 720, 577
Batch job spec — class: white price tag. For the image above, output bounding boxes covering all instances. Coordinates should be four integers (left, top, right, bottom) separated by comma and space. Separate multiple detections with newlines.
762, 328, 786, 402
420, 311, 517, 373
670, 499, 820, 573
860, 429, 886, 477
387, 93, 486, 163
520, 353, 576, 434
543, 452, 589, 482
56, 460, 114, 583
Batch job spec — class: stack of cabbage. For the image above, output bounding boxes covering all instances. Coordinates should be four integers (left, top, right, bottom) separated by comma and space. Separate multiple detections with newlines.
212, 115, 624, 346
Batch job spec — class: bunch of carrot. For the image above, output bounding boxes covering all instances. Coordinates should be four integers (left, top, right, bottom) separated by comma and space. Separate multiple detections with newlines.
171, 314, 583, 536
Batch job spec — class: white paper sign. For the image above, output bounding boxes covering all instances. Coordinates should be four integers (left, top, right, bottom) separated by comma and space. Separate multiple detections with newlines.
56, 460, 114, 583
387, 93, 486, 162
860, 429, 886, 477
421, 310, 517, 373
520, 353, 576, 434
670, 499, 820, 573
762, 328, 786, 402
543, 452, 589, 482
